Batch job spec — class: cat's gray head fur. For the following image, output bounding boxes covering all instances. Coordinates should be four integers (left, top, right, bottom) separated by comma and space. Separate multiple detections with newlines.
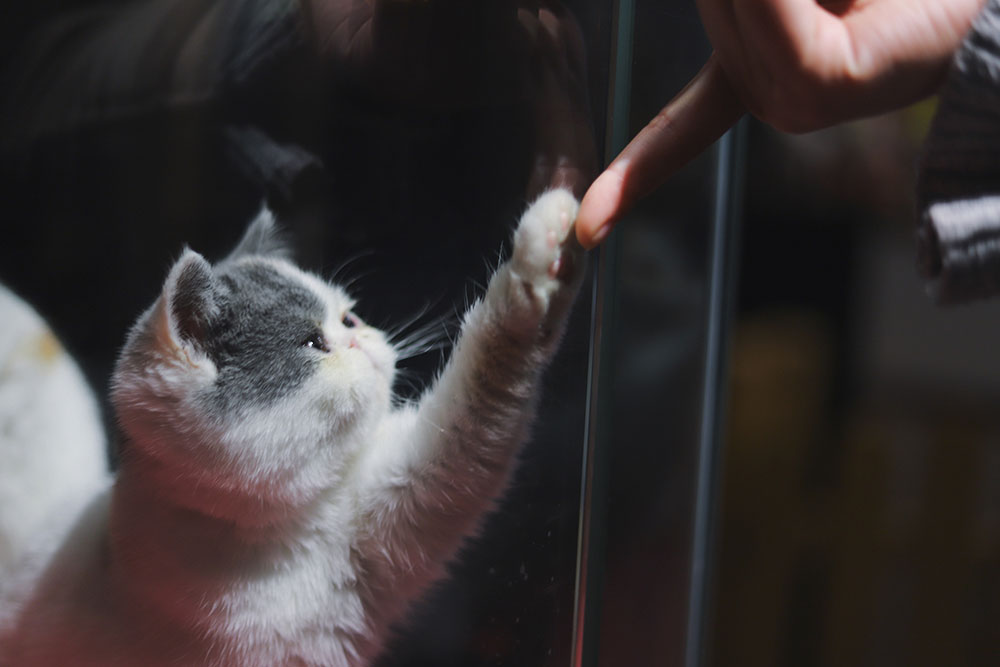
111, 209, 396, 523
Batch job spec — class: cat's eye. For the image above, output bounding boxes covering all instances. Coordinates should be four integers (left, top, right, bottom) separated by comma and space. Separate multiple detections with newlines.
302, 330, 330, 353
342, 312, 359, 328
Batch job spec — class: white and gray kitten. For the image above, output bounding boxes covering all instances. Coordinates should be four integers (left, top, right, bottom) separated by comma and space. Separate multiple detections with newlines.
0, 189, 585, 666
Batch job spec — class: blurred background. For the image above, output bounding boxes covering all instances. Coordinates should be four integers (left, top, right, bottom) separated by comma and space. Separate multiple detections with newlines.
1, 1, 998, 666
710, 107, 1000, 667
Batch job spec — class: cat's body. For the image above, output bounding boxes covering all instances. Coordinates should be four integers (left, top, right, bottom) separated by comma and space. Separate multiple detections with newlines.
0, 285, 108, 577
0, 190, 585, 666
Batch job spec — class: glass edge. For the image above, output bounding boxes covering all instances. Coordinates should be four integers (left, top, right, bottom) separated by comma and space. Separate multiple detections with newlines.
570, 0, 635, 665
683, 116, 748, 667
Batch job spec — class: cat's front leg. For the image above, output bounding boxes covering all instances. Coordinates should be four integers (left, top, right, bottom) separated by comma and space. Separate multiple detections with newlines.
355, 189, 586, 597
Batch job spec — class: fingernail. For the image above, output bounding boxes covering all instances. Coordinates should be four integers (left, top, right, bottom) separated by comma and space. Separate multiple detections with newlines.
589, 224, 611, 248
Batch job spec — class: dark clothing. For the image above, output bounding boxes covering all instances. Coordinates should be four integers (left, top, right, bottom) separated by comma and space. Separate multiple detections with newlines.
918, 0, 1000, 303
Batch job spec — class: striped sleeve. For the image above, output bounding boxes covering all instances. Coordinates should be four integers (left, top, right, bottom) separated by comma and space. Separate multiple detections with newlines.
917, 0, 1000, 303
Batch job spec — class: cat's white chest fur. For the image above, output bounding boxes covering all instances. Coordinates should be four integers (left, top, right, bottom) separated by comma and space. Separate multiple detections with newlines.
0, 189, 585, 666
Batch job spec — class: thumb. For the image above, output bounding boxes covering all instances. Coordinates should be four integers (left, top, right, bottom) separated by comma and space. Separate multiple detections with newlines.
576, 56, 744, 248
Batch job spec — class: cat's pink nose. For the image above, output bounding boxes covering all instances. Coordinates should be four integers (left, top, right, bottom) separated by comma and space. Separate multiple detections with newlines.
348, 336, 359, 349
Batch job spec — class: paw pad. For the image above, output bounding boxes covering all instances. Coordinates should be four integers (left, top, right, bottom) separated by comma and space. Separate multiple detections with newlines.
512, 188, 584, 291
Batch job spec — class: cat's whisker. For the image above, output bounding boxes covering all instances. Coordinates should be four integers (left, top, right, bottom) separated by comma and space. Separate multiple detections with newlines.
389, 319, 455, 359
384, 299, 448, 342
395, 342, 451, 363
338, 269, 377, 295
395, 369, 421, 390
325, 250, 375, 285
391, 319, 455, 359
395, 343, 450, 362
384, 304, 436, 342
391, 319, 448, 346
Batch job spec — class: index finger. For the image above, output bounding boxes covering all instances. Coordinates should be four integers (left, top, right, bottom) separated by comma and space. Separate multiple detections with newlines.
576, 56, 745, 248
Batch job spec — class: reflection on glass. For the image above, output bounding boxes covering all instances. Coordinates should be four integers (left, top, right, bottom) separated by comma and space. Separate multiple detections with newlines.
0, 2, 609, 665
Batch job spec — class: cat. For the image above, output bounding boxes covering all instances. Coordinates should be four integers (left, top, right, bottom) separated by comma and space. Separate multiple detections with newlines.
0, 188, 585, 666
0, 285, 108, 577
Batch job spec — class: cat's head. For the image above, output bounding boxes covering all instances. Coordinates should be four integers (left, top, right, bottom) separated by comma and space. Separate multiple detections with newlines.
112, 210, 396, 523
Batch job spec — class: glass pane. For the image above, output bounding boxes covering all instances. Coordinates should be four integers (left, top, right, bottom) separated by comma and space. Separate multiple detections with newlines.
0, 2, 612, 665
576, 1, 728, 665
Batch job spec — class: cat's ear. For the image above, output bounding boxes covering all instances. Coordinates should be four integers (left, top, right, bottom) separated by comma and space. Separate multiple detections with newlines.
158, 249, 220, 351
224, 206, 291, 263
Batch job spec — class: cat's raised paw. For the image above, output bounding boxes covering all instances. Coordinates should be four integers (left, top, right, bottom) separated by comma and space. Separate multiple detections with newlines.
511, 188, 584, 298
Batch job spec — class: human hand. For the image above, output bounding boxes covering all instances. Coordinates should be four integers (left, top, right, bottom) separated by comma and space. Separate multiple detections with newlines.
575, 0, 987, 248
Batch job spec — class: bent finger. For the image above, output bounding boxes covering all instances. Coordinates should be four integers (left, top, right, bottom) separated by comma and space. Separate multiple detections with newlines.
576, 56, 744, 248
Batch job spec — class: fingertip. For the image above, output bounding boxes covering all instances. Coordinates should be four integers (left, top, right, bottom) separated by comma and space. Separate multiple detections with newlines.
576, 169, 627, 249
575, 58, 744, 250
